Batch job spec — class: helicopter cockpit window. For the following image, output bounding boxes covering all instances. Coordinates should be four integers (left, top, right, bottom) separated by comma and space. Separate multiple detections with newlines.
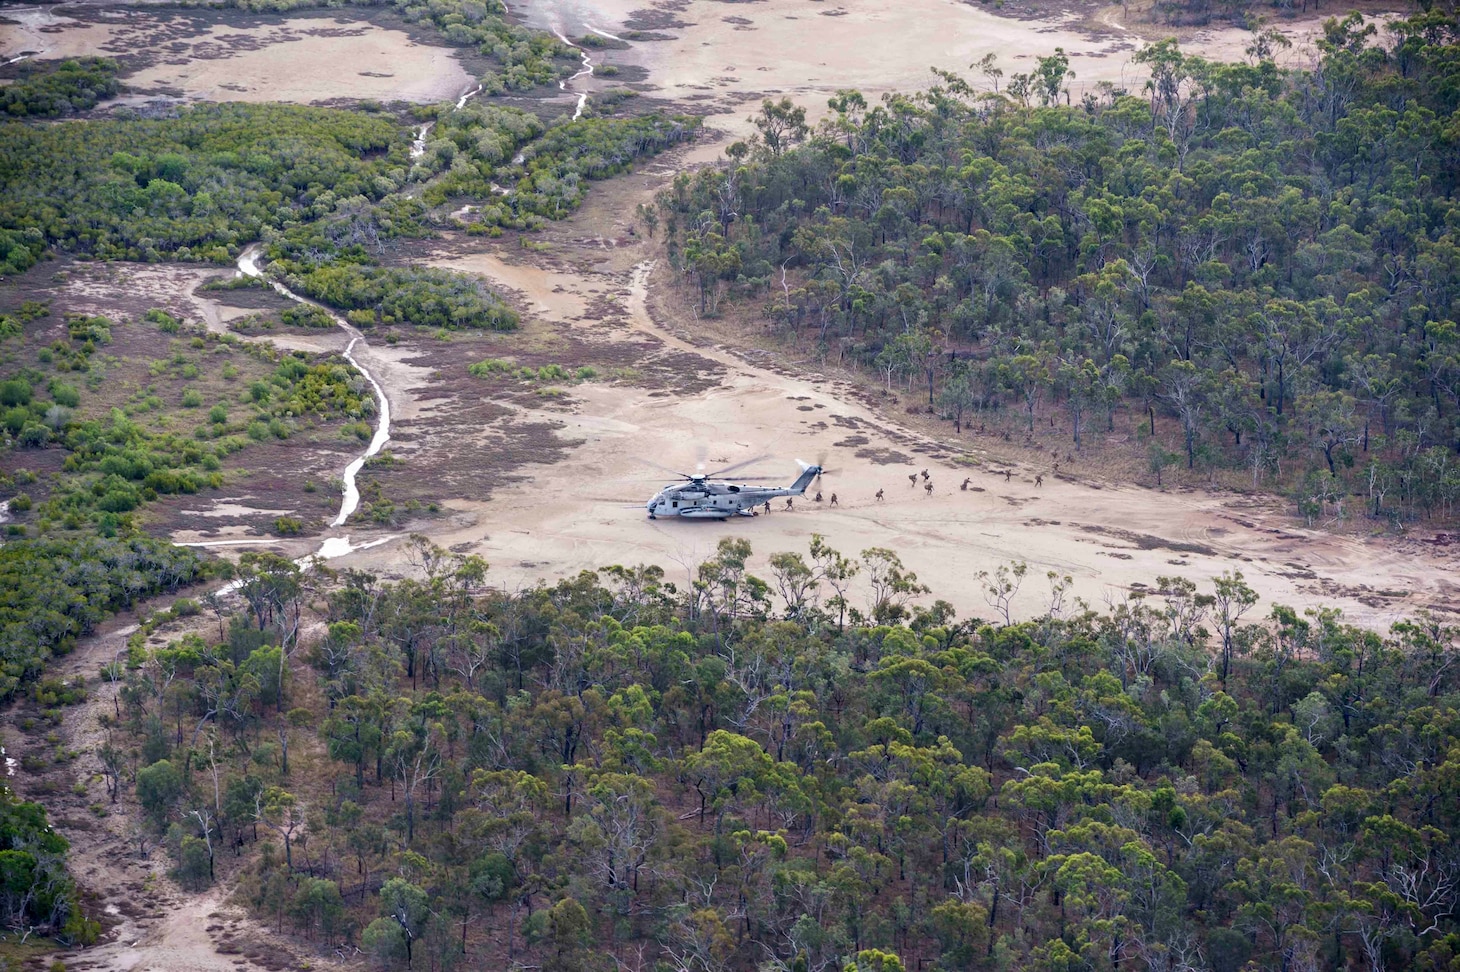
727, 485, 740, 492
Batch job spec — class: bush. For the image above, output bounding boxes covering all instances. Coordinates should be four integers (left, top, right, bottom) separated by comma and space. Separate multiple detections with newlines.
18, 423, 50, 448
280, 305, 336, 329
8, 493, 31, 513
181, 389, 203, 408
96, 485, 139, 512
274, 516, 304, 536
361, 918, 407, 966
0, 379, 32, 407
144, 308, 181, 333
49, 383, 80, 408
468, 358, 514, 377
135, 759, 182, 829
171, 834, 213, 890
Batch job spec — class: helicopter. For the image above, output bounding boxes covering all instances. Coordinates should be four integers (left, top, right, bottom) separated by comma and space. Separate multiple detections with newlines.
645, 455, 823, 520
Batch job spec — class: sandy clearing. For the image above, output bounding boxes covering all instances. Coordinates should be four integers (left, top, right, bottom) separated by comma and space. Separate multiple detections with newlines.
5, 0, 1436, 631
516, 0, 1400, 134
0, 8, 472, 105
124, 18, 472, 104
363, 242, 1460, 628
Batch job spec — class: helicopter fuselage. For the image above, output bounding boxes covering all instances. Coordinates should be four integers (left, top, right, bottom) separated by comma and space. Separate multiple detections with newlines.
646, 466, 820, 519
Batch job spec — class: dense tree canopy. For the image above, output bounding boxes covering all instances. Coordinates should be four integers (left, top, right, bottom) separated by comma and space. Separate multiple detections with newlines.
110, 537, 1460, 972
0, 534, 203, 699
414, 103, 701, 231
661, 12, 1460, 523
0, 102, 407, 272
0, 57, 121, 119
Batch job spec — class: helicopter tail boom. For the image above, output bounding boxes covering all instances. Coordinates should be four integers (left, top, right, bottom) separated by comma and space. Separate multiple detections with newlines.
790, 464, 822, 495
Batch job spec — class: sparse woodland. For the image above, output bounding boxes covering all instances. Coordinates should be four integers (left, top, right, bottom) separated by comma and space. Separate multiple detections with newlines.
661, 12, 1460, 525
96, 536, 1460, 972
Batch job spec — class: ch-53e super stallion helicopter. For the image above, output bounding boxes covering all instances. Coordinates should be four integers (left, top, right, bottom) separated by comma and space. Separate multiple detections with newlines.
645, 454, 823, 520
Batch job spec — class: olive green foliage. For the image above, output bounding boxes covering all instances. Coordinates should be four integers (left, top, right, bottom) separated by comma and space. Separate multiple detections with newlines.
0, 57, 121, 119
111, 535, 1460, 972
0, 781, 96, 943
467, 359, 595, 383
664, 13, 1460, 521
271, 257, 518, 331
416, 105, 700, 230
0, 535, 202, 698
278, 305, 337, 330
8, 314, 372, 532
0, 102, 405, 272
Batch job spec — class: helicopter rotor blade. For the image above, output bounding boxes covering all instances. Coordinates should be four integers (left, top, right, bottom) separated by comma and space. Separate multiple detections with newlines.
707, 453, 772, 478
630, 456, 693, 480
799, 451, 840, 477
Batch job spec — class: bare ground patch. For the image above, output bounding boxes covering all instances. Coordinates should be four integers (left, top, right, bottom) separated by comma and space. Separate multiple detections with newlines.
1, 8, 473, 106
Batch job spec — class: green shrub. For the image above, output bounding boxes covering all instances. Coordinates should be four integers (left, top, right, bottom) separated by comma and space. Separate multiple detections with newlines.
144, 308, 181, 333
49, 383, 80, 408
280, 305, 335, 329
468, 358, 514, 377
181, 389, 203, 408
0, 379, 32, 407
274, 516, 304, 536
18, 423, 49, 448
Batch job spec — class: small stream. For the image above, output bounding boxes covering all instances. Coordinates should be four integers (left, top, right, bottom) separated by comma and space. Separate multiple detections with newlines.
411, 83, 485, 160
234, 246, 391, 534
551, 27, 594, 121
184, 79, 489, 565
178, 246, 394, 563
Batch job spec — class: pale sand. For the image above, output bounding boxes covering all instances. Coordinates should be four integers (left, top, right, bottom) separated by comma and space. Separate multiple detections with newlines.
404, 246, 1458, 629
7, 0, 1442, 631
0, 10, 471, 105
518, 0, 1399, 134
